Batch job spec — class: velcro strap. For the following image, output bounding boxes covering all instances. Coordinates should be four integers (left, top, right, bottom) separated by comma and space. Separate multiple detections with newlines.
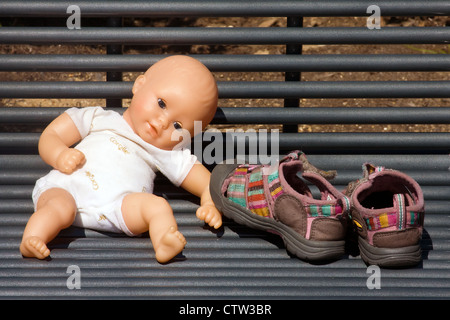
395, 193, 406, 230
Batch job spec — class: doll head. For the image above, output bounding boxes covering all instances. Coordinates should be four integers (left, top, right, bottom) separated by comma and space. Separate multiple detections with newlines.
123, 55, 218, 150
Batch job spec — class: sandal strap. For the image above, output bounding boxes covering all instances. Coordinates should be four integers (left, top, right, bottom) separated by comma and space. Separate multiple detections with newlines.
234, 150, 336, 180
226, 150, 346, 219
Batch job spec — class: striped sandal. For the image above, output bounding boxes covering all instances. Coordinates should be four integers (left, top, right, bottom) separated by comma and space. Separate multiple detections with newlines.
210, 150, 351, 262
344, 163, 425, 268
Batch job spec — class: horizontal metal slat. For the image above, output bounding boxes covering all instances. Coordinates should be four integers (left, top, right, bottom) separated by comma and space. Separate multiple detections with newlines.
2, 107, 450, 125
0, 82, 129, 99
0, 0, 448, 17
0, 133, 39, 148
0, 197, 448, 216
0, 284, 447, 299
306, 154, 450, 171
2, 206, 448, 231
1, 169, 449, 191
220, 81, 450, 99
1, 275, 449, 290
1, 185, 448, 201
1, 266, 448, 282
1, 154, 449, 171
0, 155, 49, 170
1, 81, 450, 99
0, 186, 33, 199
281, 132, 450, 152
214, 107, 450, 125
318, 172, 450, 187
2, 54, 450, 72
0, 108, 65, 124
1, 27, 449, 45
1, 132, 450, 155
2, 132, 450, 152
0, 171, 44, 185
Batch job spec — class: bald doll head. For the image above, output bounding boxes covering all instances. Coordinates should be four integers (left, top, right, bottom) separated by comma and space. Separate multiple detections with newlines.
123, 55, 218, 150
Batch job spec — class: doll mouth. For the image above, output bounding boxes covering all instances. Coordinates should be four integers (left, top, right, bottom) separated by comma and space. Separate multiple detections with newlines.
146, 122, 159, 138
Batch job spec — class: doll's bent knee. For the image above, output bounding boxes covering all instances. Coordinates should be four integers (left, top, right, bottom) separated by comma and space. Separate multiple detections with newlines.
149, 194, 172, 213
121, 193, 174, 235
36, 188, 77, 225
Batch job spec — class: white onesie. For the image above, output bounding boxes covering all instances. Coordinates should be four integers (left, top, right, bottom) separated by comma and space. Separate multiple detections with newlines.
32, 107, 197, 236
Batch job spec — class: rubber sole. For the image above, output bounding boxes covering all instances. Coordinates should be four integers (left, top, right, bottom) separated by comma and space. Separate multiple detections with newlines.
210, 164, 346, 262
358, 237, 422, 268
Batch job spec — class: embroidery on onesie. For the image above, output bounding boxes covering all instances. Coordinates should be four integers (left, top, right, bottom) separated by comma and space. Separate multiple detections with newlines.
32, 107, 197, 236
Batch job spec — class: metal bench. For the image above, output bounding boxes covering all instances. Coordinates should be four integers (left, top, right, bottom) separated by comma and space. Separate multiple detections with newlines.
0, 1, 449, 299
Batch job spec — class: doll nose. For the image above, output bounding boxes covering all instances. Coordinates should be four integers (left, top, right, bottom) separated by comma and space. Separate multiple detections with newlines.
156, 114, 169, 130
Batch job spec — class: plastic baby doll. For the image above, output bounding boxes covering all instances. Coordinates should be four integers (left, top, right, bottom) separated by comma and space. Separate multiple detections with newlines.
20, 55, 222, 263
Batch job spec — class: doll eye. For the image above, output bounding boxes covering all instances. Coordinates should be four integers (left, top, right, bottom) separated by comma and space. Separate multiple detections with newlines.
173, 121, 182, 130
157, 98, 166, 109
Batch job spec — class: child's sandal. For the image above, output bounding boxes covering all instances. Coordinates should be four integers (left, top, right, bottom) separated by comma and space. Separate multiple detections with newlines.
210, 150, 350, 262
344, 163, 425, 268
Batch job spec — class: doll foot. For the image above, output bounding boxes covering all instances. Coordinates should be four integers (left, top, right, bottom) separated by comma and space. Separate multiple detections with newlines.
155, 227, 186, 263
20, 236, 50, 259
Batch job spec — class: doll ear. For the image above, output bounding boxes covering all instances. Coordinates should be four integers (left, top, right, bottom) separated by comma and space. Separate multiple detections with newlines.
132, 75, 146, 95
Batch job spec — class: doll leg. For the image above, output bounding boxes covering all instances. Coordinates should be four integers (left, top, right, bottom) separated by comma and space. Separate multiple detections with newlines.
121, 193, 186, 263
20, 188, 77, 259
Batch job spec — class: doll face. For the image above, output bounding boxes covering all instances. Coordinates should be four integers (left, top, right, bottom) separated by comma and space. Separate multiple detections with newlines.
124, 56, 218, 150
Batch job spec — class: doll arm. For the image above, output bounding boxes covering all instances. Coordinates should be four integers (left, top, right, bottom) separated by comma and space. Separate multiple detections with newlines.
180, 163, 222, 229
39, 112, 85, 174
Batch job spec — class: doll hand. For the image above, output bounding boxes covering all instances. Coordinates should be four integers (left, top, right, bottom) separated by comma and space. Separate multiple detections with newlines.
56, 148, 86, 174
196, 204, 222, 229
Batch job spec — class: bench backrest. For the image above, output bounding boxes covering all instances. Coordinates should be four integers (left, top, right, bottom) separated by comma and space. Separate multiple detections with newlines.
1, 1, 449, 156
0, 0, 449, 300
1, 0, 449, 211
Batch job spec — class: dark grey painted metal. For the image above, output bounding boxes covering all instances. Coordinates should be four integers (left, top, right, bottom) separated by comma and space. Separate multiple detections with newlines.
283, 16, 303, 133
280, 132, 450, 152
3, 54, 450, 73
0, 0, 448, 17
2, 132, 450, 153
219, 81, 450, 99
105, 17, 124, 108
214, 107, 450, 124
2, 81, 450, 99
0, 202, 448, 298
0, 81, 131, 99
2, 184, 449, 201
1, 27, 450, 45
3, 154, 450, 172
3, 107, 450, 125
0, 171, 448, 192
0, 108, 65, 124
